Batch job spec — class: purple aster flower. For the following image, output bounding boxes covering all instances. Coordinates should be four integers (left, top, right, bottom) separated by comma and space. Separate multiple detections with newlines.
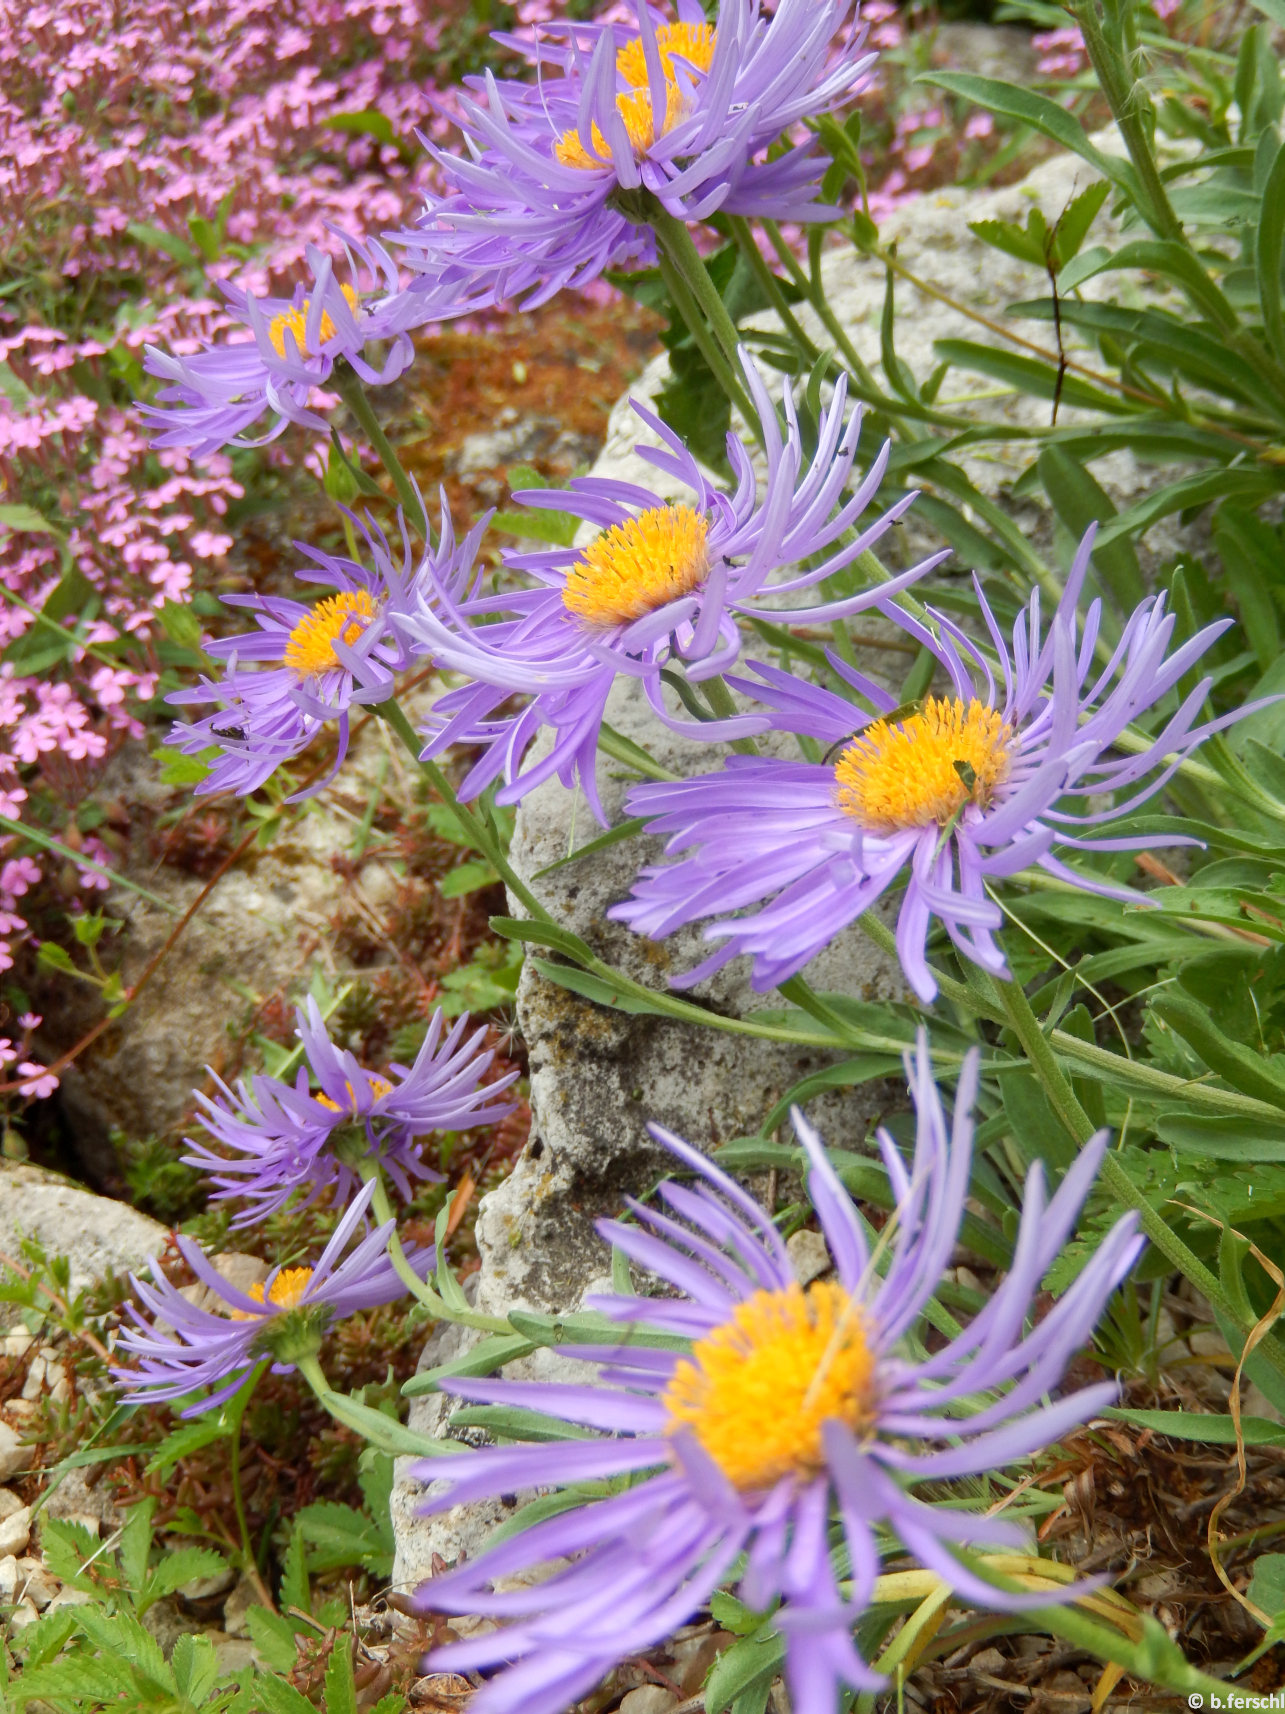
141, 237, 412, 456
410, 1035, 1142, 1714
112, 1179, 434, 1415
399, 353, 944, 822
166, 497, 488, 798
386, 0, 877, 320
612, 525, 1263, 1000
181, 997, 518, 1226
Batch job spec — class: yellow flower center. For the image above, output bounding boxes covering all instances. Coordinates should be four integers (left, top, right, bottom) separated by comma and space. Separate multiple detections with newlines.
316, 1074, 395, 1113
228, 1266, 314, 1321
663, 1280, 876, 1492
834, 697, 1012, 833
554, 80, 688, 169
616, 21, 716, 86
283, 589, 378, 679
268, 283, 360, 358
561, 504, 709, 627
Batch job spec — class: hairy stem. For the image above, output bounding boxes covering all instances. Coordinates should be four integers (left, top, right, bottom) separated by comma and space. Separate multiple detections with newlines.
377, 699, 551, 924
700, 673, 759, 754
333, 365, 430, 540
224, 1362, 275, 1609
358, 1163, 511, 1333
727, 216, 821, 365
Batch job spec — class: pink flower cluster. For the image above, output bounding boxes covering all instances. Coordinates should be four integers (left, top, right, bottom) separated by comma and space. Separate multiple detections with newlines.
0, 0, 475, 1081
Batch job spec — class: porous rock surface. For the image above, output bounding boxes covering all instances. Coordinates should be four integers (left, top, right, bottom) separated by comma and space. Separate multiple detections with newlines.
391, 121, 1196, 1590
49, 697, 425, 1179
0, 1159, 167, 1302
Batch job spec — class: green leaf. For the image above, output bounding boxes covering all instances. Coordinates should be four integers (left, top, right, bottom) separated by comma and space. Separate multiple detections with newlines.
932, 338, 1131, 414
315, 1387, 457, 1457
152, 743, 218, 787
144, 1415, 232, 1478
247, 1675, 318, 1714
1154, 1113, 1285, 1160
1257, 132, 1285, 364
1249, 0, 1285, 24
917, 72, 1142, 201
448, 1403, 595, 1443
710, 1591, 767, 1638
170, 1632, 219, 1707
280, 1519, 310, 1618
36, 942, 79, 976
1058, 239, 1237, 330
325, 108, 397, 146
402, 1330, 536, 1395
1248, 1553, 1285, 1617
246, 1605, 301, 1673
119, 1494, 156, 1594
1050, 180, 1111, 269
1215, 505, 1281, 671
1105, 1406, 1285, 1447
295, 1500, 392, 1575
492, 506, 581, 547
142, 1546, 228, 1606
1001, 1069, 1077, 1173
1094, 465, 1275, 549
38, 1517, 101, 1587
1151, 990, 1285, 1108
126, 220, 199, 266
0, 502, 60, 535
438, 859, 500, 898
968, 216, 1048, 267
1037, 445, 1143, 612
324, 1634, 360, 1714
703, 1624, 785, 1714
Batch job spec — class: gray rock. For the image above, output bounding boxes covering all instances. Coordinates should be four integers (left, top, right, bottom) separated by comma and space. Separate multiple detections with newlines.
0, 1506, 31, 1558
0, 1426, 26, 1485
0, 1161, 167, 1302
48, 697, 419, 1169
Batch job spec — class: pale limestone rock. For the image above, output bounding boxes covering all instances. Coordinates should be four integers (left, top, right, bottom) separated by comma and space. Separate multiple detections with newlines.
0, 1160, 168, 1301
787, 1228, 833, 1287
6, 1595, 39, 1631
0, 1488, 23, 1521
12, 1558, 57, 1611
0, 1421, 26, 1484
618, 1689, 679, 1714
0, 1505, 32, 1558
50, 693, 424, 1167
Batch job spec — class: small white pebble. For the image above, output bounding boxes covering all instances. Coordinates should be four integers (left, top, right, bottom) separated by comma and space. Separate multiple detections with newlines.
20, 1356, 47, 1402
0, 1505, 32, 1557
7, 1595, 39, 1630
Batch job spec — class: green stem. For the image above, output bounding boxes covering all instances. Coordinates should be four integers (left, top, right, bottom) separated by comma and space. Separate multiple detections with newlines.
655, 249, 760, 433
649, 204, 747, 375
777, 974, 861, 1041
860, 911, 1285, 1124
333, 365, 430, 540
760, 220, 886, 403
598, 721, 681, 782
1065, 0, 1184, 244
700, 673, 758, 755
360, 1164, 510, 1333
377, 699, 551, 924
992, 972, 1285, 1388
727, 216, 821, 365
224, 1361, 275, 1609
